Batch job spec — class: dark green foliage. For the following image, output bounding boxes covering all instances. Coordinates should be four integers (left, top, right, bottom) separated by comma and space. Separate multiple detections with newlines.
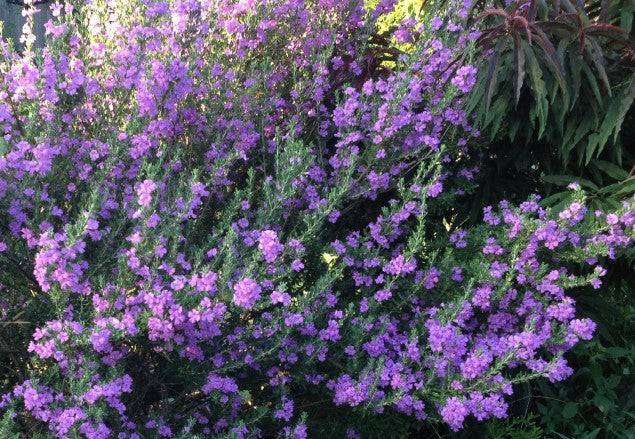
484, 415, 544, 439
466, 0, 634, 212
460, 1, 635, 438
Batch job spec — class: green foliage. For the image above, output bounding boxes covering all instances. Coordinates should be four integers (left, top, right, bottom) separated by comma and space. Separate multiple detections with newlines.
0, 409, 20, 439
541, 170, 635, 212
466, 0, 634, 205
484, 415, 544, 439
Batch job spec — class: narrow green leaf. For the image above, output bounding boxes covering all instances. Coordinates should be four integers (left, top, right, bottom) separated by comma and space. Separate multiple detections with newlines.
584, 23, 628, 41
485, 40, 504, 112
586, 77, 635, 165
585, 134, 600, 165
597, 178, 634, 195
540, 190, 568, 206
488, 96, 507, 138
542, 174, 578, 185
612, 178, 635, 198
562, 118, 577, 160
584, 40, 611, 97
523, 41, 548, 138
592, 160, 629, 180
542, 174, 599, 191
582, 62, 602, 105
466, 72, 486, 116
508, 118, 521, 141
583, 428, 601, 439
569, 50, 582, 107
570, 114, 595, 155
621, 1, 634, 33
513, 32, 526, 105
610, 77, 635, 145
531, 25, 567, 92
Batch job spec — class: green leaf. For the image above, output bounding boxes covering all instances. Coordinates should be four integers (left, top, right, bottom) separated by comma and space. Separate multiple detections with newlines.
596, 180, 628, 195
486, 96, 508, 139
562, 402, 579, 419
466, 71, 486, 116
583, 428, 601, 439
592, 160, 629, 181
611, 178, 635, 198
513, 32, 526, 105
531, 25, 567, 92
523, 41, 548, 138
606, 347, 628, 358
542, 174, 577, 185
542, 174, 598, 191
610, 78, 635, 145
540, 190, 569, 206
582, 62, 602, 105
508, 118, 521, 141
569, 50, 582, 108
585, 135, 600, 165
485, 40, 504, 112
584, 40, 611, 98
621, 1, 634, 33
593, 394, 614, 413
586, 78, 635, 164
562, 118, 577, 163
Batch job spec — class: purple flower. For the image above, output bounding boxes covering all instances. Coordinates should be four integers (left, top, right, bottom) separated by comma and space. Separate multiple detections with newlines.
233, 278, 262, 310
274, 396, 294, 421
440, 397, 469, 431
450, 229, 467, 248
328, 210, 341, 223
451, 65, 477, 93
291, 259, 304, 272
427, 181, 443, 198
136, 179, 157, 207
89, 329, 112, 353
271, 290, 291, 306
460, 350, 493, 379
258, 230, 283, 263
383, 255, 417, 276
423, 267, 440, 289
202, 374, 239, 394
569, 318, 596, 340
374, 288, 392, 302
559, 202, 587, 225
546, 358, 573, 382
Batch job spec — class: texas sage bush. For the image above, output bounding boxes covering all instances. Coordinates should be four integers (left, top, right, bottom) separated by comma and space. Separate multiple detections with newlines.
0, 1, 632, 438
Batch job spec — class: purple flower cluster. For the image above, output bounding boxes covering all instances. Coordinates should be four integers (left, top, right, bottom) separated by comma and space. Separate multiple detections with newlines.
0, 0, 631, 437
258, 230, 284, 263
232, 278, 262, 310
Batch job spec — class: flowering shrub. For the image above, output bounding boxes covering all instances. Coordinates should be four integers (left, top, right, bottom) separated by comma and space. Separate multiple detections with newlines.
0, 1, 632, 438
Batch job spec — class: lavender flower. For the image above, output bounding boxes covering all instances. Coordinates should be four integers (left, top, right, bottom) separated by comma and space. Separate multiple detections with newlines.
233, 278, 262, 310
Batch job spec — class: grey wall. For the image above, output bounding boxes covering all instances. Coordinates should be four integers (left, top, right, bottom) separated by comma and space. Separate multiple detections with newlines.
0, 1, 53, 49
